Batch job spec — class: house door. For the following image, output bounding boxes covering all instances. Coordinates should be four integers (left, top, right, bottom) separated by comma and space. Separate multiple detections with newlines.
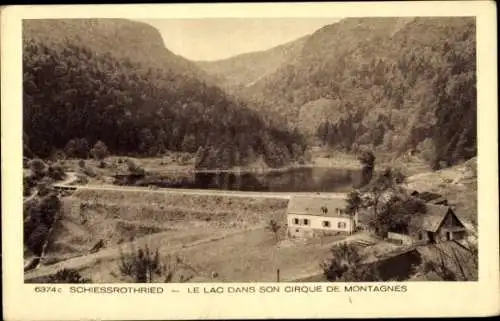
446, 232, 452, 240
427, 231, 435, 243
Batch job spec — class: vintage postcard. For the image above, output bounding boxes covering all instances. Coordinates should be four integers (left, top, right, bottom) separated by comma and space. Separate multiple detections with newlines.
1, 1, 498, 320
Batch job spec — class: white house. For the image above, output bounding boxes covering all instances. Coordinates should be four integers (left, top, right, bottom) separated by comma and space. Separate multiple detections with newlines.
286, 196, 357, 238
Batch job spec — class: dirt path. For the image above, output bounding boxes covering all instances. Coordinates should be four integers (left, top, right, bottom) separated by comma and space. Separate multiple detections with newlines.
25, 172, 79, 203
24, 226, 263, 282
23, 190, 38, 203
56, 171, 78, 186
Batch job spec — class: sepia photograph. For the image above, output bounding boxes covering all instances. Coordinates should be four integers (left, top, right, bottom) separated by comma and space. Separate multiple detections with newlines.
1, 2, 498, 320
21, 15, 479, 284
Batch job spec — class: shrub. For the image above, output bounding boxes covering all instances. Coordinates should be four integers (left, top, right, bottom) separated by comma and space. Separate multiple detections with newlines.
118, 244, 174, 283
303, 150, 313, 162
23, 157, 30, 169
23, 182, 32, 196
417, 138, 436, 165
47, 268, 91, 283
50, 149, 67, 162
266, 219, 281, 243
391, 167, 407, 184
320, 243, 382, 281
26, 224, 50, 256
98, 160, 106, 168
358, 150, 376, 169
75, 174, 89, 185
127, 159, 145, 175
38, 193, 62, 226
64, 138, 90, 159
37, 177, 55, 197
83, 166, 97, 178
23, 175, 38, 196
24, 193, 62, 255
179, 154, 192, 165
90, 140, 109, 161
47, 164, 66, 181
29, 158, 47, 178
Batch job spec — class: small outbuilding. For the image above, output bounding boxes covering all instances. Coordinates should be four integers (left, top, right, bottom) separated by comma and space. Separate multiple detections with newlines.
415, 204, 468, 243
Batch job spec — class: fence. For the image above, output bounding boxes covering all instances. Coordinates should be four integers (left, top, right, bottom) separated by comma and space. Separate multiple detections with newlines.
387, 232, 415, 245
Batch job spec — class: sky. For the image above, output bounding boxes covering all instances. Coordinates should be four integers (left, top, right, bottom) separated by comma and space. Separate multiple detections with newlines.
135, 18, 341, 61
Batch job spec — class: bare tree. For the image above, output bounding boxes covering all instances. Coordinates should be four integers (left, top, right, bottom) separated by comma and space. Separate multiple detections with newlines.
266, 219, 281, 243
417, 243, 478, 281
320, 242, 381, 281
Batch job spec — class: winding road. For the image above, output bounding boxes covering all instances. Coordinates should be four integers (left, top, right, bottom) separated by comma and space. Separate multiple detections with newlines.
24, 226, 263, 282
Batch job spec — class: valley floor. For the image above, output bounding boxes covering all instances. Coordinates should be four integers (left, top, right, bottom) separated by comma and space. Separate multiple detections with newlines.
23, 155, 477, 283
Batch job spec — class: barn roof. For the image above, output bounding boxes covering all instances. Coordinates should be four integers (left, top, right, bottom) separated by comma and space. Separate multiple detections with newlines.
418, 205, 448, 232
287, 196, 349, 217
419, 204, 466, 233
431, 197, 449, 206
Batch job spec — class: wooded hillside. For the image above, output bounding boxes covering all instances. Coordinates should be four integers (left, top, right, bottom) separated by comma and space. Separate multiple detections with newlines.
23, 19, 306, 169
204, 17, 476, 168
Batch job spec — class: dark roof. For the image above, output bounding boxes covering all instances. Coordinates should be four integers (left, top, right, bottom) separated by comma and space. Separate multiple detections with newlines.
287, 196, 349, 217
417, 191, 443, 202
113, 173, 145, 178
431, 197, 449, 205
418, 205, 466, 233
419, 205, 449, 232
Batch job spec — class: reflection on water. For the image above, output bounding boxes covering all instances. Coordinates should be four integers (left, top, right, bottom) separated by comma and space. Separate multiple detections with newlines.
123, 167, 363, 193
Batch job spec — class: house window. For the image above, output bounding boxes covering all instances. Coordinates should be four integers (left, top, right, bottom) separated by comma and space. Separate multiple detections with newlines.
303, 219, 310, 226
322, 221, 331, 228
338, 222, 347, 229
293, 218, 299, 225
339, 209, 344, 215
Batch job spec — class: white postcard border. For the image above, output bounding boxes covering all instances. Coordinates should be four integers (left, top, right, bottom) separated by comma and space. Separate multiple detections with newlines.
1, 2, 498, 320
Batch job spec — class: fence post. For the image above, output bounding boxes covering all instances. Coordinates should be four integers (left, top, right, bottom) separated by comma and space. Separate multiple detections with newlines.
276, 269, 280, 282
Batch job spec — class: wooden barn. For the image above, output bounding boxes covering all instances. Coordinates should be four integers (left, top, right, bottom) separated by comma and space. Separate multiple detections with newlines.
353, 203, 468, 245
414, 204, 468, 243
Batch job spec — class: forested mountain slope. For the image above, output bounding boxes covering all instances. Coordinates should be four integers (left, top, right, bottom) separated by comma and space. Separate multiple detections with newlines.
23, 19, 208, 80
23, 19, 306, 168
196, 35, 308, 91
205, 17, 476, 168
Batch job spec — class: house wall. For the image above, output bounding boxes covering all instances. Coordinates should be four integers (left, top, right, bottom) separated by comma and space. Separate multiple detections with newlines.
418, 231, 430, 242
421, 229, 467, 244
435, 229, 466, 242
441, 211, 463, 228
287, 213, 355, 238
